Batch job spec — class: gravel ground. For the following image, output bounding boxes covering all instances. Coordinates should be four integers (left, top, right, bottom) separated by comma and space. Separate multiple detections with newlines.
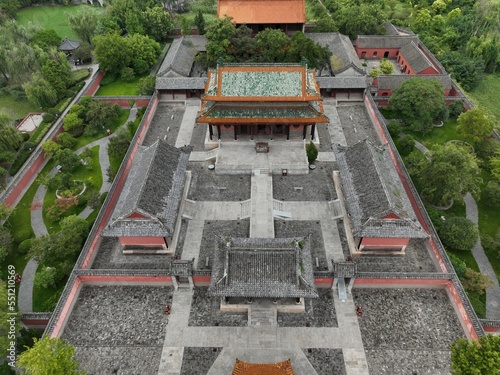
187, 165, 251, 201
303, 348, 346, 375
180, 347, 223, 375
198, 220, 250, 271
354, 240, 439, 273
317, 124, 333, 152
188, 287, 248, 327
91, 237, 171, 269
62, 285, 173, 345
274, 220, 327, 271
272, 162, 337, 201
337, 104, 381, 146
365, 349, 453, 375
75, 346, 163, 375
278, 289, 337, 327
143, 103, 185, 147
191, 122, 208, 150
354, 288, 464, 350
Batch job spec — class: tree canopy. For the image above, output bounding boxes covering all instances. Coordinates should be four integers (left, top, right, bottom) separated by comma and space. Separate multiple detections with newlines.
438, 216, 479, 251
420, 143, 481, 206
451, 335, 500, 375
457, 108, 495, 145
17, 336, 86, 375
389, 77, 446, 134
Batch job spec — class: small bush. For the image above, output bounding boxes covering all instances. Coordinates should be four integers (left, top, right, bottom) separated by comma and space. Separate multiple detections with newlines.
100, 73, 117, 86
306, 141, 318, 163
100, 192, 108, 204
13, 229, 33, 244
447, 252, 466, 280
438, 216, 478, 251
47, 108, 60, 116
482, 181, 500, 208
56, 132, 77, 149
380, 58, 394, 74
369, 68, 382, 78
396, 135, 415, 156
448, 100, 466, 118
18, 238, 32, 255
387, 120, 402, 137
77, 194, 88, 207
21, 132, 30, 142
42, 113, 55, 123
120, 67, 135, 82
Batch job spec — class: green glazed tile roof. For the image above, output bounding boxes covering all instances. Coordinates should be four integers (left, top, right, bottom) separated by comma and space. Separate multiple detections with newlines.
220, 71, 303, 97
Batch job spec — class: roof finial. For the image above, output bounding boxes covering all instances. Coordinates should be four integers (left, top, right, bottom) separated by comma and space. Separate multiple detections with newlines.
301, 57, 307, 67
217, 56, 224, 68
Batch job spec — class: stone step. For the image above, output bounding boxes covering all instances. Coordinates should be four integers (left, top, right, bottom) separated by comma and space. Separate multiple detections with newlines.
240, 200, 252, 219
330, 199, 344, 219
248, 307, 277, 326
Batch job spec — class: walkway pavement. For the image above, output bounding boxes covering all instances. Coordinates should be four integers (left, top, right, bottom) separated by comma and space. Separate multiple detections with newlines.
464, 193, 500, 320
175, 100, 200, 148
250, 173, 274, 238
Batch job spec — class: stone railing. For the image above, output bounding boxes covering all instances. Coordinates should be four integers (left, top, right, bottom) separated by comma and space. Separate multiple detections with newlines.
21, 312, 52, 321
355, 272, 452, 280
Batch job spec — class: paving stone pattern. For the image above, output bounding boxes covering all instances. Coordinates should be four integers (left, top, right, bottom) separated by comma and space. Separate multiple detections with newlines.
174, 219, 189, 258
317, 124, 333, 152
365, 349, 452, 375
272, 162, 337, 201
197, 220, 250, 271
187, 166, 252, 201
354, 288, 464, 350
278, 289, 338, 328
143, 104, 186, 147
337, 220, 351, 259
62, 285, 173, 346
91, 237, 171, 269
190, 122, 208, 151
354, 239, 439, 273
303, 348, 346, 375
274, 220, 328, 270
75, 346, 163, 375
180, 347, 223, 375
188, 287, 248, 327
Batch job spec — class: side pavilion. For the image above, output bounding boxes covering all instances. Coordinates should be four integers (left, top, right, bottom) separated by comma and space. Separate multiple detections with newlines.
196, 62, 329, 141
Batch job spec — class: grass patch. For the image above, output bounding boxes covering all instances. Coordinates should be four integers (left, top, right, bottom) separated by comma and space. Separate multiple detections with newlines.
0, 95, 39, 120
95, 76, 145, 96
468, 73, 500, 129
73, 69, 90, 83
73, 108, 130, 150
405, 118, 464, 148
16, 4, 104, 39
42, 146, 102, 234
32, 276, 67, 312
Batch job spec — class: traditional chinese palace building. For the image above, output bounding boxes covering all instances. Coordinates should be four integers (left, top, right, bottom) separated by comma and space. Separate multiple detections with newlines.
217, 0, 306, 34
196, 62, 329, 141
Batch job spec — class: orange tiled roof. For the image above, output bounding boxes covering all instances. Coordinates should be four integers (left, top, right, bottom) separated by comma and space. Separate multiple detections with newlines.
232, 359, 295, 375
217, 0, 306, 25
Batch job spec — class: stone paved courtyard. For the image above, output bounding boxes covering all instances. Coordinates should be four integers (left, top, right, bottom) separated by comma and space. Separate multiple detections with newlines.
187, 166, 252, 201
278, 289, 338, 327
143, 103, 186, 147
354, 288, 465, 374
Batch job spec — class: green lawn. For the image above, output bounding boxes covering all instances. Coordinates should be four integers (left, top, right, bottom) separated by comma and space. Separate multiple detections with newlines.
468, 74, 500, 129
405, 119, 464, 149
0, 95, 39, 120
16, 4, 104, 39
43, 146, 102, 234
73, 108, 130, 150
95, 76, 145, 96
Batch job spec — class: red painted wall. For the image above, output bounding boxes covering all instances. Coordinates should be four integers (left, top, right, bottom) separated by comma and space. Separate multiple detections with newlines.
84, 71, 104, 96
355, 46, 400, 59
128, 212, 147, 219
119, 236, 165, 247
383, 213, 399, 219
360, 237, 409, 249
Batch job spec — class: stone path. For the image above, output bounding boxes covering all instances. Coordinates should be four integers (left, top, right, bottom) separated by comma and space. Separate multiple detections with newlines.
18, 106, 137, 313
250, 173, 274, 238
175, 101, 200, 148
157, 290, 368, 375
323, 99, 347, 147
464, 193, 500, 320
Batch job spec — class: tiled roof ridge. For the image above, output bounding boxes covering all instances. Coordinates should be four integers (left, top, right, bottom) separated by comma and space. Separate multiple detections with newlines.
157, 38, 183, 77
401, 41, 435, 73
134, 139, 163, 217
333, 62, 366, 75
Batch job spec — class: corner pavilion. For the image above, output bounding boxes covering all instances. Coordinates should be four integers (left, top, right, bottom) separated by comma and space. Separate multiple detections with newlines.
196, 62, 329, 141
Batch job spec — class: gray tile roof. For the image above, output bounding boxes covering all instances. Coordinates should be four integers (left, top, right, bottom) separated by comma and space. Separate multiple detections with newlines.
306, 32, 363, 72
400, 41, 436, 73
156, 77, 207, 90
377, 74, 451, 90
157, 37, 198, 77
333, 140, 427, 239
58, 39, 82, 51
333, 261, 357, 277
316, 76, 368, 89
102, 140, 190, 238
384, 22, 400, 36
170, 259, 194, 276
209, 237, 318, 299
356, 35, 419, 49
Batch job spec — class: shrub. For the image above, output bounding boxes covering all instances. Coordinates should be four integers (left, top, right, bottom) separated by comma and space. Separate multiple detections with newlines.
120, 67, 135, 82
448, 100, 466, 118
369, 68, 382, 78
396, 135, 415, 156
56, 132, 77, 149
42, 113, 55, 123
475, 138, 499, 166
77, 194, 88, 207
380, 58, 393, 74
386, 120, 402, 137
138, 76, 155, 95
13, 230, 32, 244
18, 238, 32, 255
100, 73, 117, 86
306, 141, 318, 163
438, 217, 479, 251
482, 181, 500, 208
447, 252, 466, 279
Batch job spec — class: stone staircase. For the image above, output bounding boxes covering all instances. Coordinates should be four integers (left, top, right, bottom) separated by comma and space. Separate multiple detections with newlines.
205, 147, 219, 161
240, 199, 251, 219
330, 199, 344, 219
248, 306, 277, 326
